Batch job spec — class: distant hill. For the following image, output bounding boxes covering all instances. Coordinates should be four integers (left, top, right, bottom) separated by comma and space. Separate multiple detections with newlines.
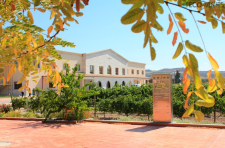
145, 68, 225, 78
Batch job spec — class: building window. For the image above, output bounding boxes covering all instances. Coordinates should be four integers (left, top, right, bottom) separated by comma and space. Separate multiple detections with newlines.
122, 68, 125, 75
122, 81, 125, 86
90, 65, 94, 74
137, 70, 139, 74
142, 70, 144, 75
98, 81, 102, 87
63, 63, 66, 70
76, 64, 80, 71
14, 82, 22, 90
99, 66, 103, 74
107, 65, 111, 74
107, 81, 110, 88
49, 82, 55, 88
132, 69, 134, 74
115, 68, 119, 75
33, 61, 40, 68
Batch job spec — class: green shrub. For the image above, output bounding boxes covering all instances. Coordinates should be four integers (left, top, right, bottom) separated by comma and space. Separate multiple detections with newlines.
11, 98, 25, 110
3, 111, 22, 117
35, 113, 42, 118
23, 112, 35, 118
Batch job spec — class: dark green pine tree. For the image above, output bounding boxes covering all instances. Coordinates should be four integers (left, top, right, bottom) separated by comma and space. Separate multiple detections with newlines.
175, 70, 181, 83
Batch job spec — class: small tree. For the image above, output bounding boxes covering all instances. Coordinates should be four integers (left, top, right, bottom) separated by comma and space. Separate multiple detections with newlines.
175, 70, 181, 84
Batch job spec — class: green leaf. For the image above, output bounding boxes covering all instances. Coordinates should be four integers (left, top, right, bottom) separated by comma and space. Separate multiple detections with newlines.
121, 8, 144, 24
210, 18, 218, 29
182, 103, 194, 117
193, 110, 204, 121
0, 68, 4, 73
172, 42, 183, 59
174, 12, 187, 21
185, 40, 203, 52
158, 0, 164, 4
34, 0, 40, 6
157, 4, 164, 14
143, 27, 150, 48
150, 46, 156, 61
151, 20, 163, 31
150, 34, 158, 43
131, 20, 147, 33
121, 0, 139, 4
128, 0, 144, 12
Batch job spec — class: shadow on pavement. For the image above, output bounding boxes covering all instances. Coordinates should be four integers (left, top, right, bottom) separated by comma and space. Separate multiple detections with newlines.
126, 125, 164, 132
10, 121, 83, 130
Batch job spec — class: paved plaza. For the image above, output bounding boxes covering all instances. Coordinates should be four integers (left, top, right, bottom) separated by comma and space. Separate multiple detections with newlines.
0, 120, 225, 148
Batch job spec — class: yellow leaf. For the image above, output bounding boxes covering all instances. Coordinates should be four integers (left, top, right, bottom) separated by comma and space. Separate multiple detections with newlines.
217, 88, 223, 95
222, 22, 225, 34
50, 10, 56, 20
215, 70, 225, 89
182, 67, 188, 83
182, 103, 194, 117
173, 43, 183, 59
150, 46, 156, 61
32, 76, 39, 79
182, 55, 189, 67
47, 26, 53, 38
58, 84, 61, 93
174, 12, 187, 21
18, 85, 26, 91
195, 97, 215, 108
17, 76, 26, 84
0, 22, 3, 35
2, 75, 6, 85
185, 40, 203, 52
207, 70, 212, 87
183, 78, 190, 94
33, 80, 37, 83
7, 64, 14, 82
63, 84, 69, 87
48, 66, 53, 76
31, 38, 37, 48
131, 20, 147, 33
208, 53, 219, 70
195, 87, 215, 103
193, 110, 204, 121
37, 8, 46, 13
184, 91, 192, 109
167, 22, 173, 35
207, 79, 217, 93
189, 54, 201, 89
121, 0, 139, 4
27, 11, 34, 24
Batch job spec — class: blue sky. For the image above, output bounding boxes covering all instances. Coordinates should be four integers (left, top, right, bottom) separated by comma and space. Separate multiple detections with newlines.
32, 0, 225, 71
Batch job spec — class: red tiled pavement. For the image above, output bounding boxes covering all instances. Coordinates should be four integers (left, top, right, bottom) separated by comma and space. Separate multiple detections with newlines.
0, 120, 225, 148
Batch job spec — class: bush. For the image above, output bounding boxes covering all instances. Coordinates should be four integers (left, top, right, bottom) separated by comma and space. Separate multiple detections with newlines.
0, 104, 12, 113
3, 111, 22, 117
23, 112, 35, 118
11, 98, 25, 110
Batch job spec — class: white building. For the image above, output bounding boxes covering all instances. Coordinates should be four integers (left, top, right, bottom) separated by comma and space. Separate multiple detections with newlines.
0, 49, 150, 96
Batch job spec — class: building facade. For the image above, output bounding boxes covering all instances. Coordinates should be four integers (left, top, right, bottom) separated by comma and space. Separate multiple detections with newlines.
0, 49, 150, 96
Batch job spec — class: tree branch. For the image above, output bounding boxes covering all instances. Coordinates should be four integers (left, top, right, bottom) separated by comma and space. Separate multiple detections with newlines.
164, 1, 224, 23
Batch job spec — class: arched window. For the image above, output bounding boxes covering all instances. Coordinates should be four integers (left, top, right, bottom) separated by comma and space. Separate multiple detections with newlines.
98, 81, 102, 87
122, 81, 125, 86
107, 65, 111, 74
115, 68, 119, 75
107, 81, 110, 88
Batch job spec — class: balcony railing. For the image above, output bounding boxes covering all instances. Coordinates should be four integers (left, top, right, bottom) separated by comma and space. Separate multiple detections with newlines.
0, 79, 11, 85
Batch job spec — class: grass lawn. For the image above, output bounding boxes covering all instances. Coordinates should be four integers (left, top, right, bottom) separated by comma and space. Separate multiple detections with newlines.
0, 96, 16, 99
